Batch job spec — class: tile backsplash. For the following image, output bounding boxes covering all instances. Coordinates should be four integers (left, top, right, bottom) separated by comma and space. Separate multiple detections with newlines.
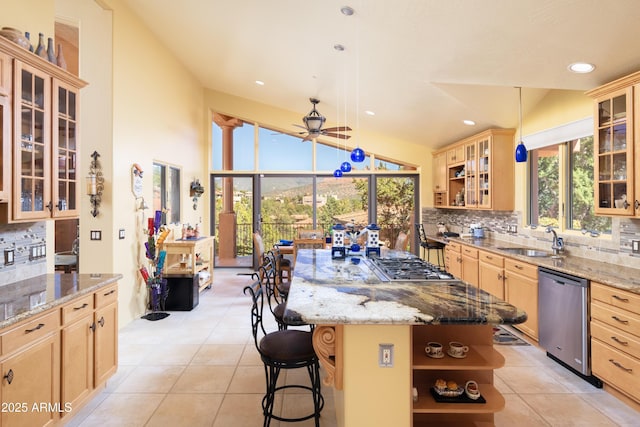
422, 208, 640, 269
0, 222, 47, 286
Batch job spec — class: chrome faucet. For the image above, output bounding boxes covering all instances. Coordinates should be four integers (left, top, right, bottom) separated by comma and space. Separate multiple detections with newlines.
546, 226, 564, 255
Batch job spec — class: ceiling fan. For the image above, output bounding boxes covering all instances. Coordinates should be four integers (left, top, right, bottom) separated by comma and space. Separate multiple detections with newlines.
293, 98, 352, 142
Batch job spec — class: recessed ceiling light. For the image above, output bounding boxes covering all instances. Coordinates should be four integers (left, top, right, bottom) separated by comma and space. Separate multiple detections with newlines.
365, 110, 375, 116
334, 44, 345, 52
341, 6, 354, 16
463, 119, 476, 126
255, 80, 265, 86
568, 62, 595, 73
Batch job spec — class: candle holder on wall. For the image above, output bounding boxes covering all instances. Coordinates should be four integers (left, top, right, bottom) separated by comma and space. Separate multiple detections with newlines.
86, 151, 104, 217
190, 179, 204, 210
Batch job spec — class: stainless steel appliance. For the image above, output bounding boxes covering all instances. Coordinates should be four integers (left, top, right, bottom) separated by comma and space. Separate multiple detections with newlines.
367, 257, 455, 281
538, 267, 602, 387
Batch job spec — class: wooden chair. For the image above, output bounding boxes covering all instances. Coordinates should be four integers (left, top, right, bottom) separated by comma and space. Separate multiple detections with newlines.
293, 238, 325, 268
297, 228, 324, 239
253, 232, 267, 265
394, 231, 410, 251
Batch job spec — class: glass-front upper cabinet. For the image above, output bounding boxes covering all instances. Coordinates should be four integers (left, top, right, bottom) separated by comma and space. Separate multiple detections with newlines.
477, 137, 490, 208
593, 87, 634, 215
465, 142, 477, 207
14, 62, 51, 221
52, 81, 79, 218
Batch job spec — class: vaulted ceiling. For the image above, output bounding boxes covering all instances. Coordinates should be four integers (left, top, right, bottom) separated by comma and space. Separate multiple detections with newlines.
124, 0, 640, 149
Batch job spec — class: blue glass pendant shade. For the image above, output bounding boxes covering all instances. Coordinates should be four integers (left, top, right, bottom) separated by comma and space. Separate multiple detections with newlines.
333, 169, 343, 178
350, 147, 365, 163
515, 141, 527, 163
340, 161, 352, 172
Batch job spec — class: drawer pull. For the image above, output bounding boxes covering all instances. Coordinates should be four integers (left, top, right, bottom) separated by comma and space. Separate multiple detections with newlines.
103, 289, 116, 296
4, 369, 14, 384
485, 255, 493, 259
612, 295, 629, 303
611, 336, 629, 346
609, 359, 633, 373
98, 316, 105, 327
25, 323, 44, 333
74, 303, 89, 311
514, 264, 523, 270
611, 316, 629, 325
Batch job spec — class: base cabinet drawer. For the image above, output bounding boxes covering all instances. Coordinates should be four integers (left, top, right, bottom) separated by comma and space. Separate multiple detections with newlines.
591, 301, 640, 338
592, 339, 640, 402
591, 320, 640, 359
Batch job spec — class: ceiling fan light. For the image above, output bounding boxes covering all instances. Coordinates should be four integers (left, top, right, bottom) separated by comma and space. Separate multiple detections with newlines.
350, 147, 365, 163
333, 169, 343, 178
304, 115, 325, 132
341, 161, 352, 172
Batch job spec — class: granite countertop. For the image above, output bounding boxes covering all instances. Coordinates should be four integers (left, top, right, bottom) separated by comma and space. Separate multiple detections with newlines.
0, 273, 123, 329
430, 235, 640, 295
282, 249, 527, 326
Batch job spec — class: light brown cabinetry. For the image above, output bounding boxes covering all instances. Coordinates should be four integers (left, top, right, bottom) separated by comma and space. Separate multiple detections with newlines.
590, 281, 640, 403
0, 310, 60, 427
444, 241, 461, 278
504, 258, 538, 340
0, 37, 86, 223
412, 324, 505, 426
586, 72, 640, 216
460, 245, 478, 287
94, 284, 118, 386
161, 236, 214, 292
432, 151, 446, 206
478, 250, 505, 299
433, 129, 515, 210
0, 93, 10, 202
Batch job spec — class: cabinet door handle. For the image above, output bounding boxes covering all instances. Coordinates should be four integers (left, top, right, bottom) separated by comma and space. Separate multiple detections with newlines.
89, 322, 96, 332
25, 323, 44, 333
612, 295, 629, 303
4, 369, 14, 384
611, 336, 629, 346
611, 316, 629, 324
46, 201, 53, 212
497, 273, 504, 280
98, 316, 105, 327
608, 359, 633, 373
74, 303, 89, 311
635, 200, 639, 211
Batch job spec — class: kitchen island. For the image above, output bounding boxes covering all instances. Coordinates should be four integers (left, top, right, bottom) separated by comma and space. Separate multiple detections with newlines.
283, 249, 526, 427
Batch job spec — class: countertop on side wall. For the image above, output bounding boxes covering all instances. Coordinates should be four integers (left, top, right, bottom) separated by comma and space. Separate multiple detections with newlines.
430, 235, 640, 295
282, 249, 527, 326
0, 273, 123, 329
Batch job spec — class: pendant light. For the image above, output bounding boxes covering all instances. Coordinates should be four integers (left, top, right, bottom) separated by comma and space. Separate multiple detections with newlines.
333, 169, 343, 178
340, 161, 352, 172
515, 86, 527, 163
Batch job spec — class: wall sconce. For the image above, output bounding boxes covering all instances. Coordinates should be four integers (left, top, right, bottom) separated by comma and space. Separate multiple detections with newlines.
86, 151, 104, 217
190, 179, 205, 210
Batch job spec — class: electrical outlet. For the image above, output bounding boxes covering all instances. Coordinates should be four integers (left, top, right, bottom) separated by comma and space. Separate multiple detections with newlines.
379, 344, 394, 367
4, 249, 14, 265
507, 225, 517, 233
119, 229, 125, 240
633, 240, 640, 254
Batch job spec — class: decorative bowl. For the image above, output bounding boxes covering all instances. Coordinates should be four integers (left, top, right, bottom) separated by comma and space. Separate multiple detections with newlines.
0, 27, 30, 50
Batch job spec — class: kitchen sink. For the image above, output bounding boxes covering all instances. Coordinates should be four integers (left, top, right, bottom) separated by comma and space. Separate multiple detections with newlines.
496, 247, 553, 257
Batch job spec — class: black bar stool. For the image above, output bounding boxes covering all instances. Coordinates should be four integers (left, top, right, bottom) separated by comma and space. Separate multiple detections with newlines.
416, 224, 445, 267
244, 271, 324, 426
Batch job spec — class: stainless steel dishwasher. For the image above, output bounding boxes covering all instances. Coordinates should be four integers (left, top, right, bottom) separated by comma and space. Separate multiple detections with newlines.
538, 267, 602, 387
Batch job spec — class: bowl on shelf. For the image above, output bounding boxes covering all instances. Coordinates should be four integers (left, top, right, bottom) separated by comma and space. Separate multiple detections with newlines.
0, 27, 30, 50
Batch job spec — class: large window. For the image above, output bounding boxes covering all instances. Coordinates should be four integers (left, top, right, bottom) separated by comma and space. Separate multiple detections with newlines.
529, 135, 611, 233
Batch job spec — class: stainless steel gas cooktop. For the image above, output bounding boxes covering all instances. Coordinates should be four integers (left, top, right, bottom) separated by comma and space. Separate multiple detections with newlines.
366, 256, 455, 282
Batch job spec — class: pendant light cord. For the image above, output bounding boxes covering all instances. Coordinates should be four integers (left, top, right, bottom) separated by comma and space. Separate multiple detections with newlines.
519, 86, 523, 143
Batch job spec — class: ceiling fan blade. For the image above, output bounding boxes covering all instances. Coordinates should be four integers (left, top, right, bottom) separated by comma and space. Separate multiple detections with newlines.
323, 132, 351, 139
292, 124, 308, 130
300, 134, 313, 142
323, 126, 352, 132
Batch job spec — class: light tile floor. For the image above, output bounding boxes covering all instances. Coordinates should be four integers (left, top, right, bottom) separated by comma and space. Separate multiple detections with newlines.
64, 269, 639, 427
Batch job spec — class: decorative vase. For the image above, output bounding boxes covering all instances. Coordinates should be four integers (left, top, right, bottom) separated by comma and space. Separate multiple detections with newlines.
34, 33, 46, 58
46, 37, 55, 63
24, 31, 33, 52
56, 43, 67, 69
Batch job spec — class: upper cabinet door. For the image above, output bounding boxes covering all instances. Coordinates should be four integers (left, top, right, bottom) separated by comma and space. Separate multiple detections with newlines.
52, 80, 80, 218
13, 60, 51, 221
593, 87, 634, 216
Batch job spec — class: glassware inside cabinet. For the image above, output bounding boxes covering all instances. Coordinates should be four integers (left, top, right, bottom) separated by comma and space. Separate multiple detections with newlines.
612, 123, 626, 151
598, 128, 611, 153
598, 156, 611, 181
612, 95, 626, 122
613, 154, 626, 181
